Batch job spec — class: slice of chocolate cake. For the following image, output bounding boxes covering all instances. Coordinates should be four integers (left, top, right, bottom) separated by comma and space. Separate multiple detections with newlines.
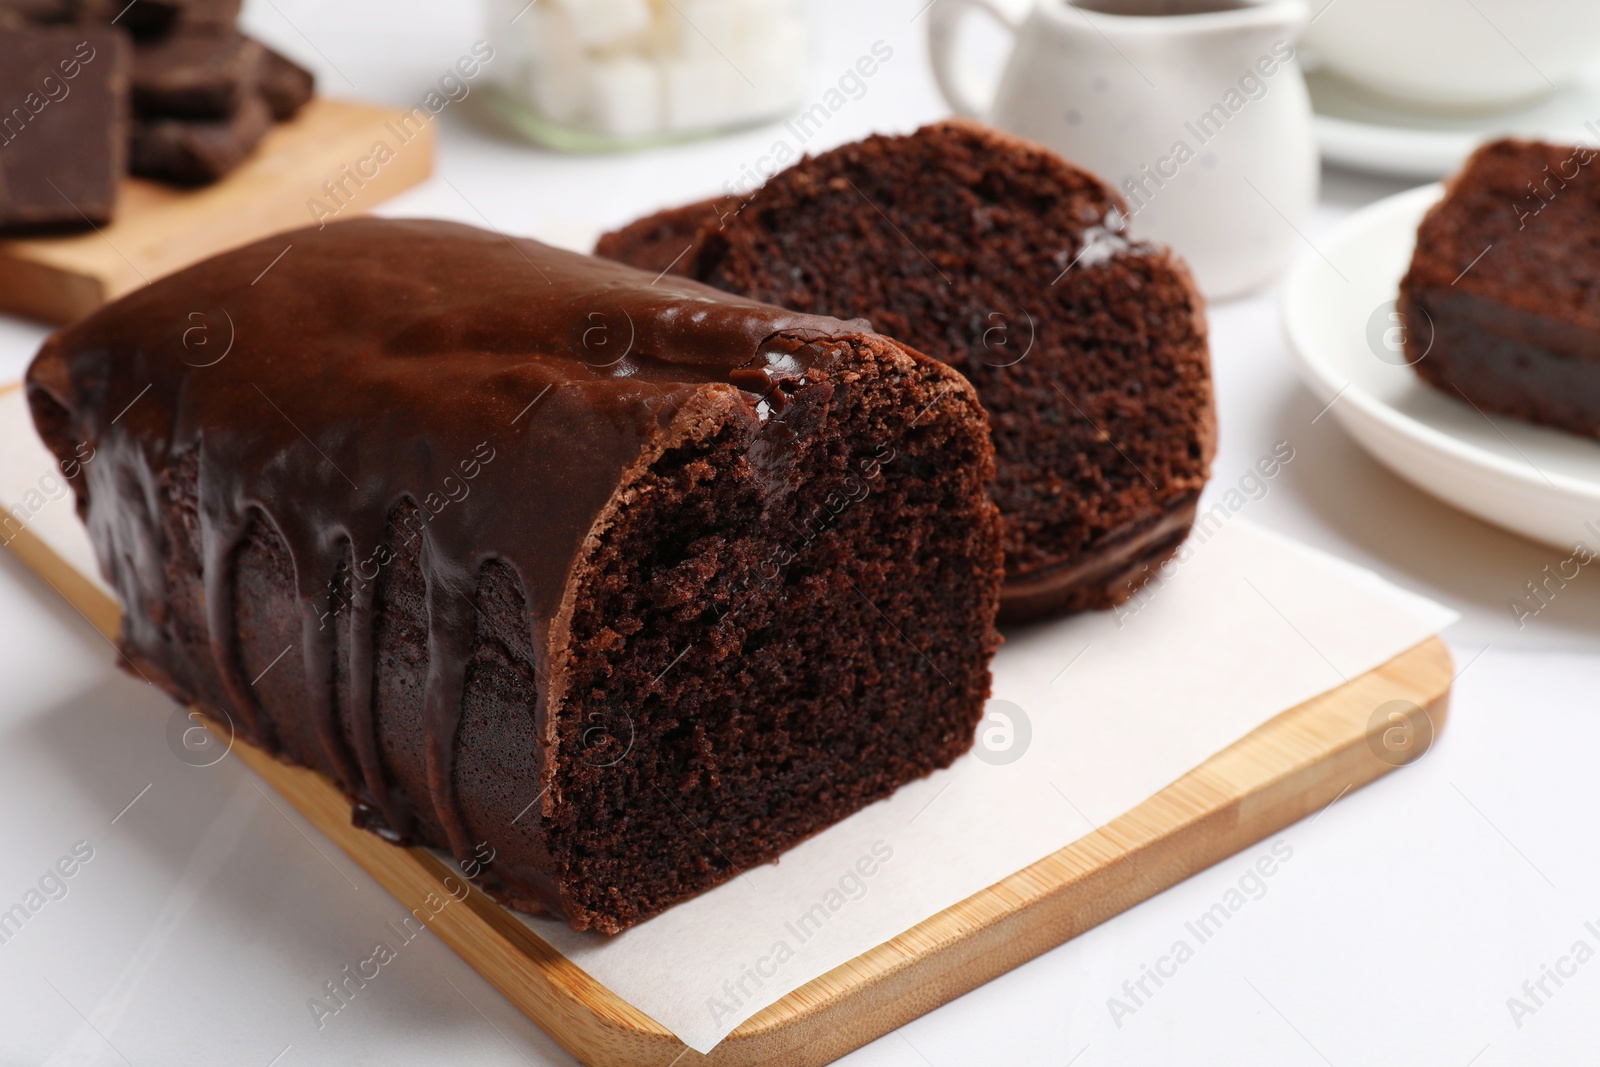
598, 195, 744, 277
597, 120, 1215, 622
26, 218, 1003, 934
1399, 138, 1600, 438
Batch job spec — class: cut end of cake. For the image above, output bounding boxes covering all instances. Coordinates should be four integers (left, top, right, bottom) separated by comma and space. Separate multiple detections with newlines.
541, 336, 1002, 932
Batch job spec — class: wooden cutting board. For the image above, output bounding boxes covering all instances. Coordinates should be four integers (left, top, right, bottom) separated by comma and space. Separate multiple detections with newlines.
0, 383, 1453, 1066
0, 98, 433, 324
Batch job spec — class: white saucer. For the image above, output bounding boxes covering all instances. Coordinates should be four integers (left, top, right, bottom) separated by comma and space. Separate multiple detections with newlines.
1309, 64, 1600, 180
1282, 183, 1600, 552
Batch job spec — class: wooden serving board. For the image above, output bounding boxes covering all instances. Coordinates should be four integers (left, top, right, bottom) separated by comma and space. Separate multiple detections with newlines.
0, 383, 1453, 1066
0, 98, 434, 324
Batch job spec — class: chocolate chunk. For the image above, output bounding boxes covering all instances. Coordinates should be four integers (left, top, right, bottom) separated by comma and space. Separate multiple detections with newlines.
129, 90, 268, 184
75, 0, 240, 37
0, 0, 73, 26
131, 29, 261, 118
257, 44, 312, 120
0, 26, 128, 230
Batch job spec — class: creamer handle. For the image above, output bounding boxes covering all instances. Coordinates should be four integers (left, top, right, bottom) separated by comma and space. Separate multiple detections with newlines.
927, 0, 1019, 119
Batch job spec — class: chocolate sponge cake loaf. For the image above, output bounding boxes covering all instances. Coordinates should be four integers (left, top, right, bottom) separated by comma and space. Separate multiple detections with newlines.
26, 218, 1004, 933
1399, 138, 1600, 438
597, 120, 1215, 622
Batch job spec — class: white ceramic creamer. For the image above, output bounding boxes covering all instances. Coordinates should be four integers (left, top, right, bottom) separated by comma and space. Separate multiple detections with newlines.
930, 0, 1318, 299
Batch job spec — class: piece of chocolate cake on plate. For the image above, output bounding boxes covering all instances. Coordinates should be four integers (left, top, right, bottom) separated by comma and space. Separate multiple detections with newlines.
1400, 137, 1600, 439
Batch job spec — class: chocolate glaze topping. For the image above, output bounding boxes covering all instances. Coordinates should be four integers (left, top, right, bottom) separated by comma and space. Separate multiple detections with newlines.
26, 217, 872, 877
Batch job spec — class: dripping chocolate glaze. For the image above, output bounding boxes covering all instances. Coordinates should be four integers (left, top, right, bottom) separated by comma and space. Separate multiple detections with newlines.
25, 217, 871, 897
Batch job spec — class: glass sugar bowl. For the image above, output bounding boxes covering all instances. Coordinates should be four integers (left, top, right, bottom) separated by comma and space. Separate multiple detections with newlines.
488, 0, 811, 151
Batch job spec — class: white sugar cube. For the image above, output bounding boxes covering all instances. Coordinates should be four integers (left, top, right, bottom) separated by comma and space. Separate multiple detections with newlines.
582, 55, 662, 137
546, 0, 654, 49
499, 0, 808, 139
523, 9, 587, 123
661, 59, 739, 132
528, 5, 586, 61
669, 0, 795, 61
665, 57, 802, 131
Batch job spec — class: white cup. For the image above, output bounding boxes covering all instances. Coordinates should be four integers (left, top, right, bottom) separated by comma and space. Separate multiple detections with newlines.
1301, 0, 1600, 112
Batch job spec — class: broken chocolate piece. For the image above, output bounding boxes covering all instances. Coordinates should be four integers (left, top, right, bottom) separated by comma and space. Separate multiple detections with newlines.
75, 0, 240, 37
0, 0, 72, 26
257, 44, 312, 120
129, 90, 268, 184
0, 26, 128, 230
131, 29, 261, 118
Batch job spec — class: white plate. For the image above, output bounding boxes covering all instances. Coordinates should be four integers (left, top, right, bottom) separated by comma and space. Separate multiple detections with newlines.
1309, 63, 1600, 180
1282, 183, 1600, 551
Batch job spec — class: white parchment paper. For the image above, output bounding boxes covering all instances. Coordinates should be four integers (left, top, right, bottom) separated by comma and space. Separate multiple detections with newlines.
524, 519, 1457, 1053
